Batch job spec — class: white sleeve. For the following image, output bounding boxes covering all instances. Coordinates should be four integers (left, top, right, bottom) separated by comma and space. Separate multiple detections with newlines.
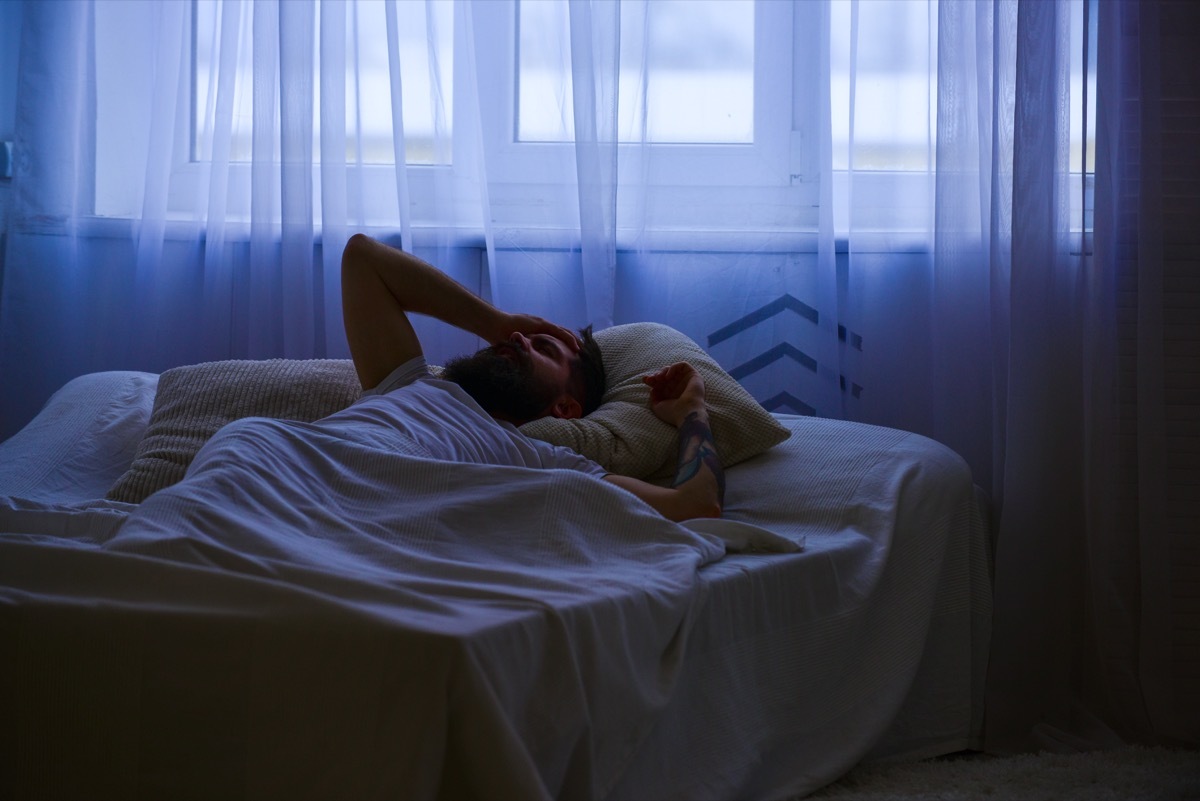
358, 356, 431, 398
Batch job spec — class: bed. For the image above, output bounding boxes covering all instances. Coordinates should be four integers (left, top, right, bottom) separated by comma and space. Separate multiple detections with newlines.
0, 325, 991, 801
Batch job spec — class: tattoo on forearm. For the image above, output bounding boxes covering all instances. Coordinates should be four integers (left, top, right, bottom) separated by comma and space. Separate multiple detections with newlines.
673, 411, 725, 504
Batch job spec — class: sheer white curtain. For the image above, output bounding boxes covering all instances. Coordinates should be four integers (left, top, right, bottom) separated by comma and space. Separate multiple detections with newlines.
904, 0, 1197, 751
0, 0, 1192, 752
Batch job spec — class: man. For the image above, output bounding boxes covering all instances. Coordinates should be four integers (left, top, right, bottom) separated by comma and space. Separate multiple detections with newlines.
340, 233, 724, 522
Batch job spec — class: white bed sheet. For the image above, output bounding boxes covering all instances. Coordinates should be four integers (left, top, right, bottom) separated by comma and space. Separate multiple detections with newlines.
606, 415, 991, 798
0, 372, 990, 800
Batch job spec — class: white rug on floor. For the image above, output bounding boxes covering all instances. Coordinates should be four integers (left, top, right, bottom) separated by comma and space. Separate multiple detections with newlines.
806, 746, 1200, 801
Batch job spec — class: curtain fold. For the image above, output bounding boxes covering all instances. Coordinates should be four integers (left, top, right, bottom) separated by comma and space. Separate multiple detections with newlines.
0, 0, 1192, 753
566, 0, 618, 331
278, 0, 317, 357
199, 0, 242, 360
985, 0, 1092, 751
318, 0, 348, 356
1087, 0, 1198, 747
1128, 0, 1175, 743
814, 0, 849, 422
930, 0, 998, 495
1086, 0, 1148, 742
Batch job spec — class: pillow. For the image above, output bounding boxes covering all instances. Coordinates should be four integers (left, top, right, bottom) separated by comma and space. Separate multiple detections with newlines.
520, 322, 790, 480
0, 371, 159, 504
107, 359, 362, 503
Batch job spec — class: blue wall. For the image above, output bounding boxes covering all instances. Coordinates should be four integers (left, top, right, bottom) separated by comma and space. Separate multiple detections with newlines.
0, 0, 21, 282
0, 1, 18, 139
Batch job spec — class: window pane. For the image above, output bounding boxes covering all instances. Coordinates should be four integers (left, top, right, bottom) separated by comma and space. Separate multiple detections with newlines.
831, 0, 936, 171
192, 0, 453, 165
517, 0, 754, 144
347, 0, 453, 164
830, 0, 1093, 177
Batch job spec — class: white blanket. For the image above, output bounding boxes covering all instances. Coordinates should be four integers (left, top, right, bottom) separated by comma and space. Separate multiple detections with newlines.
46, 413, 783, 799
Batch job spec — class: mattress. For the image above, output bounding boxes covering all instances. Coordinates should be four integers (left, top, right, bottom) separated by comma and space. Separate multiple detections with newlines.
0, 371, 990, 800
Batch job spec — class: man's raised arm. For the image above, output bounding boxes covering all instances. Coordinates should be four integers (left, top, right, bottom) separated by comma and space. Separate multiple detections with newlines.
604, 362, 725, 522
341, 234, 578, 390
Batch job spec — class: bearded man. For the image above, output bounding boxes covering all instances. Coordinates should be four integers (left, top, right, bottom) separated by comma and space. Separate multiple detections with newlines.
338, 233, 724, 522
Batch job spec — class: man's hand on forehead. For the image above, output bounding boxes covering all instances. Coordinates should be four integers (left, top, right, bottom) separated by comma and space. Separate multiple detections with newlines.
494, 312, 581, 353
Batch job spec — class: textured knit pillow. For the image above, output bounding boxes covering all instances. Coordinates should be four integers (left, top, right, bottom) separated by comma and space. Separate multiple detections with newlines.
520, 322, 790, 480
107, 359, 362, 503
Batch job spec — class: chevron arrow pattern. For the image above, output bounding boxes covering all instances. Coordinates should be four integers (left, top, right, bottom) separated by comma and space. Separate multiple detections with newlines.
708, 293, 820, 348
706, 293, 863, 416
727, 342, 817, 381
761, 391, 816, 416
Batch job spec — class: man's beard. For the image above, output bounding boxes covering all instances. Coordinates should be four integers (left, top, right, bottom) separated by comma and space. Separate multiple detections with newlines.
442, 347, 558, 423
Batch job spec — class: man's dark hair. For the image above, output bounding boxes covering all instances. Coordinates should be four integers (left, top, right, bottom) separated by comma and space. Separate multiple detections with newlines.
572, 325, 606, 416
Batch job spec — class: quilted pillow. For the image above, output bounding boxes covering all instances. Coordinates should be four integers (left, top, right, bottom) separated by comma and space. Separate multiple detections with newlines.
521, 322, 790, 480
107, 359, 362, 503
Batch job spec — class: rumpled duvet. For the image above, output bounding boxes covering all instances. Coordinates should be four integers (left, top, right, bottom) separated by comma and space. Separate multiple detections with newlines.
49, 414, 786, 799
1, 383, 991, 801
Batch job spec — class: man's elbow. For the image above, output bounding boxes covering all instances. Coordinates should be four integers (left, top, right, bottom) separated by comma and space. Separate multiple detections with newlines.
342, 232, 373, 269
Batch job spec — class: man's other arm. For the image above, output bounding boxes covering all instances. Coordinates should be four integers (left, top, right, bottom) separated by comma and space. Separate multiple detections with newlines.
604, 362, 725, 522
341, 234, 578, 390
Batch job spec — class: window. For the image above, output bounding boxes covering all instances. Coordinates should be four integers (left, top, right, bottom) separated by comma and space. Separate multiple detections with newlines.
823, 0, 1096, 238
829, 0, 936, 172
91, 0, 1094, 238
192, 0, 454, 166
516, 0, 755, 144
471, 0, 799, 237
92, 0, 811, 229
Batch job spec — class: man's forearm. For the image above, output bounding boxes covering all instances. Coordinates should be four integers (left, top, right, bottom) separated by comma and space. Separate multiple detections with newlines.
342, 234, 510, 389
604, 363, 724, 522
667, 407, 724, 519
343, 233, 505, 342
605, 405, 724, 522
672, 409, 725, 506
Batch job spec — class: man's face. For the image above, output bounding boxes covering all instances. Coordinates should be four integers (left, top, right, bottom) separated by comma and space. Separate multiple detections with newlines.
443, 333, 576, 424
